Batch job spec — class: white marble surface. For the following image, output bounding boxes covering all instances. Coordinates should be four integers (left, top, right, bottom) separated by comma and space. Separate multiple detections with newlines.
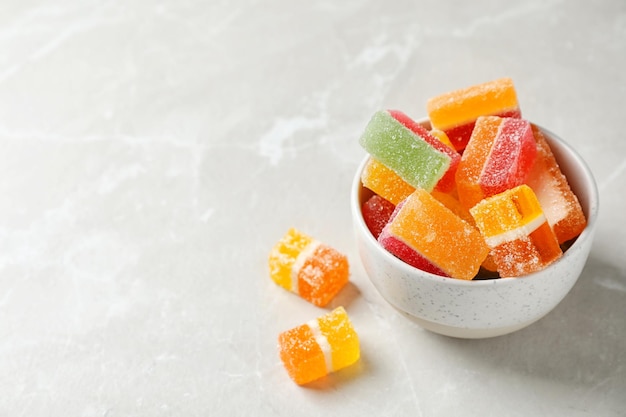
1, 1, 625, 415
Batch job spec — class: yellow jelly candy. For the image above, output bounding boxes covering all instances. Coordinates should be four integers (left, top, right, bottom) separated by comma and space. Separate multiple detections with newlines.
268, 228, 349, 306
278, 307, 360, 385
361, 158, 415, 205
470, 185, 563, 277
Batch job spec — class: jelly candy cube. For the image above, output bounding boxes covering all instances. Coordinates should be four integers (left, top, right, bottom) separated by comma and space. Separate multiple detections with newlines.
359, 110, 454, 192
278, 306, 360, 385
526, 125, 586, 244
361, 158, 415, 205
470, 184, 563, 277
361, 194, 396, 239
456, 116, 537, 211
268, 228, 349, 306
378, 189, 489, 280
430, 190, 498, 274
388, 110, 461, 193
427, 77, 522, 152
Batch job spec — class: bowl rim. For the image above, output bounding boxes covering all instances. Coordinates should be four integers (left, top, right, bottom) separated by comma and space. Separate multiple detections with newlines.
351, 120, 599, 287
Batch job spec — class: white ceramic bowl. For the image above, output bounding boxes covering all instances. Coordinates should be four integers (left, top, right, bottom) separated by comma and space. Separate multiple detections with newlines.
351, 121, 599, 338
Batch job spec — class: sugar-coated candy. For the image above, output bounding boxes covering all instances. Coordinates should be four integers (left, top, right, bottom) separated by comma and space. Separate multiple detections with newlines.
268, 228, 349, 307
361, 158, 415, 205
526, 125, 587, 244
456, 116, 537, 211
427, 77, 522, 152
470, 184, 563, 277
379, 189, 489, 280
389, 110, 461, 193
278, 306, 360, 385
361, 194, 396, 239
355, 78, 587, 279
359, 110, 455, 192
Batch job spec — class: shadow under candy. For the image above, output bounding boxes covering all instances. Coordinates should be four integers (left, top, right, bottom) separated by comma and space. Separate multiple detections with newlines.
325, 281, 362, 311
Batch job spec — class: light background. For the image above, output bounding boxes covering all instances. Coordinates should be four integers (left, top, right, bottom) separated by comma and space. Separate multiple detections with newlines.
0, 1, 624, 415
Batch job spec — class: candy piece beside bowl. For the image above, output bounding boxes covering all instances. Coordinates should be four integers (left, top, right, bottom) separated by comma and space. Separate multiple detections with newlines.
351, 120, 599, 339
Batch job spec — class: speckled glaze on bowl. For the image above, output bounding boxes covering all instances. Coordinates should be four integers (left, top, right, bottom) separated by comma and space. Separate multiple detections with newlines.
351, 121, 599, 338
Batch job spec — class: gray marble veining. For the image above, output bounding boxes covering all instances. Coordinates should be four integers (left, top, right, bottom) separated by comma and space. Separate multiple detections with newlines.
0, 0, 625, 415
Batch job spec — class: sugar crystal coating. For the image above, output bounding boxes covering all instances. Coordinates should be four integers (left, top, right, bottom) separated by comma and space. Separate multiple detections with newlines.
526, 125, 587, 244
359, 110, 451, 192
456, 116, 537, 211
356, 78, 587, 279
427, 77, 521, 151
379, 189, 489, 280
389, 110, 461, 193
278, 307, 360, 385
361, 158, 415, 205
317, 306, 360, 372
470, 185, 562, 277
278, 322, 326, 385
268, 228, 349, 306
268, 228, 312, 291
361, 194, 396, 238
298, 245, 349, 306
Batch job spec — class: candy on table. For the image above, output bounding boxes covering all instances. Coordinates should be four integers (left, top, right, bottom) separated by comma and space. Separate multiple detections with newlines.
268, 228, 349, 307
278, 306, 360, 385
470, 184, 563, 277
361, 194, 396, 239
359, 110, 457, 192
388, 110, 461, 193
427, 77, 522, 152
361, 158, 415, 205
526, 125, 587, 244
378, 189, 489, 280
455, 115, 537, 211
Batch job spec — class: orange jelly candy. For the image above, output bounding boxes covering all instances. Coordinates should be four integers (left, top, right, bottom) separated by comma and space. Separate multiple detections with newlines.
379, 189, 489, 280
268, 228, 349, 307
470, 184, 563, 277
278, 306, 360, 385
427, 77, 521, 152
